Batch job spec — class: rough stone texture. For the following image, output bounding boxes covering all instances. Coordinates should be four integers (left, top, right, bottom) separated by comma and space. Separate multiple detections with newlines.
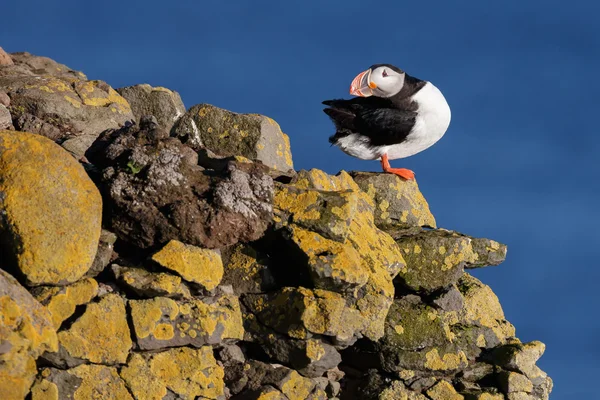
129, 295, 244, 350
86, 229, 117, 278
117, 83, 186, 132
0, 104, 12, 129
151, 239, 224, 290
0, 91, 10, 107
268, 168, 406, 342
86, 122, 274, 249
173, 103, 294, 171
56, 294, 132, 365
0, 52, 551, 399
0, 131, 102, 286
350, 171, 436, 233
0, 47, 13, 65
32, 278, 99, 329
0, 269, 58, 400
120, 347, 225, 400
426, 380, 464, 400
31, 365, 133, 400
112, 264, 191, 298
222, 244, 276, 295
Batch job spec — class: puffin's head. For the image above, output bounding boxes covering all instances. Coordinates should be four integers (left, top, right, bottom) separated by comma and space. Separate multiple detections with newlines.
349, 64, 405, 98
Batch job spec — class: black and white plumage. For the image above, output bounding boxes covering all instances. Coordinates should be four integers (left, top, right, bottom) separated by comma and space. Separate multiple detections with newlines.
323, 64, 451, 180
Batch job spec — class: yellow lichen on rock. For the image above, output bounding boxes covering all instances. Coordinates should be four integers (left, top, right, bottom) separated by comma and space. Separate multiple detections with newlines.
73, 80, 132, 114
0, 270, 58, 400
120, 353, 168, 400
426, 380, 464, 400
32, 364, 133, 400
0, 131, 102, 286
129, 295, 244, 349
58, 294, 132, 364
34, 278, 98, 329
151, 240, 223, 290
424, 348, 468, 371
279, 370, 315, 399
149, 347, 225, 399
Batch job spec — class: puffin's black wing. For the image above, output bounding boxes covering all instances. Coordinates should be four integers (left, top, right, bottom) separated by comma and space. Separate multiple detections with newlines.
323, 97, 417, 146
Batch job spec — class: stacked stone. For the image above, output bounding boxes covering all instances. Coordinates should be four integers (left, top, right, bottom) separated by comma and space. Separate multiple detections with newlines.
0, 50, 551, 400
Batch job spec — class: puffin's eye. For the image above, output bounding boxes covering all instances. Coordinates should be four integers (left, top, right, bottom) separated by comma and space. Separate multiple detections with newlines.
382, 69, 388, 77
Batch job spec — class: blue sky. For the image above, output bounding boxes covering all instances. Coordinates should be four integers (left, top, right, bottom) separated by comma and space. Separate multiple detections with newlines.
3, 0, 598, 397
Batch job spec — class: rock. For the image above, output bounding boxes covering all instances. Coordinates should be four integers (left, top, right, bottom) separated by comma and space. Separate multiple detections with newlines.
457, 274, 515, 345
234, 385, 288, 400
86, 229, 118, 277
219, 344, 246, 364
467, 237, 507, 269
151, 239, 224, 290
497, 371, 534, 394
426, 380, 464, 400
0, 104, 12, 129
86, 122, 274, 249
0, 269, 58, 399
265, 368, 315, 399
260, 337, 342, 378
56, 293, 132, 365
4, 51, 85, 79
0, 91, 10, 107
111, 264, 191, 298
487, 341, 547, 384
244, 287, 367, 344
32, 278, 99, 329
120, 347, 225, 400
116, 84, 185, 132
269, 168, 406, 341
129, 295, 244, 350
222, 244, 276, 294
0, 131, 102, 286
382, 296, 453, 351
173, 103, 294, 171
1, 73, 134, 156
432, 284, 465, 312
462, 392, 504, 400
31, 365, 133, 400
350, 171, 436, 233
0, 47, 13, 65
396, 229, 475, 292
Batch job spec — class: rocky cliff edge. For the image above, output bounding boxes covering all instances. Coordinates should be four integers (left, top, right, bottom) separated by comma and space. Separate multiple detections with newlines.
0, 48, 551, 400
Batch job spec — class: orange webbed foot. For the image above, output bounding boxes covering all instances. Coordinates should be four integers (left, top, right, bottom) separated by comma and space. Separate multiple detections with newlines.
380, 154, 415, 180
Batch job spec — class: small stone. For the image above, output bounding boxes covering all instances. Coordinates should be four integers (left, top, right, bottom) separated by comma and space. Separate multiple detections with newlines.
467, 237, 507, 269
265, 368, 315, 399
488, 341, 548, 384
116, 84, 186, 132
112, 264, 191, 298
57, 293, 132, 365
32, 365, 133, 400
86, 229, 117, 278
0, 104, 11, 129
32, 278, 99, 329
350, 171, 436, 232
0, 131, 103, 285
426, 380, 464, 400
129, 295, 243, 350
173, 103, 294, 171
151, 239, 224, 290
0, 269, 58, 399
219, 344, 246, 364
498, 371, 534, 393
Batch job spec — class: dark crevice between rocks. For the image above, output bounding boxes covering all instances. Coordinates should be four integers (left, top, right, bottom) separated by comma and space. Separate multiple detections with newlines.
0, 225, 27, 286
251, 227, 313, 290
57, 303, 89, 332
124, 302, 140, 351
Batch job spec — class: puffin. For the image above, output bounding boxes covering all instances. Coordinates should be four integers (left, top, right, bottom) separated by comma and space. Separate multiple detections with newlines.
323, 64, 451, 180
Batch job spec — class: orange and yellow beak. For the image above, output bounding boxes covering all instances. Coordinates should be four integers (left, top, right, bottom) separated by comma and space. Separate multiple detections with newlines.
350, 69, 377, 97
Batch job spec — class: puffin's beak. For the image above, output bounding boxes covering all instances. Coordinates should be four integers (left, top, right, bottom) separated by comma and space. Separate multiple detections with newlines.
350, 69, 376, 97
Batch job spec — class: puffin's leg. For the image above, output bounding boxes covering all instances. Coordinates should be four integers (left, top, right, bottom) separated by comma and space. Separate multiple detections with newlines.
380, 153, 415, 180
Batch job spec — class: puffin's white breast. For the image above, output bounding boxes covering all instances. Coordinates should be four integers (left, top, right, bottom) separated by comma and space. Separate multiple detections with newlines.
385, 82, 451, 160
